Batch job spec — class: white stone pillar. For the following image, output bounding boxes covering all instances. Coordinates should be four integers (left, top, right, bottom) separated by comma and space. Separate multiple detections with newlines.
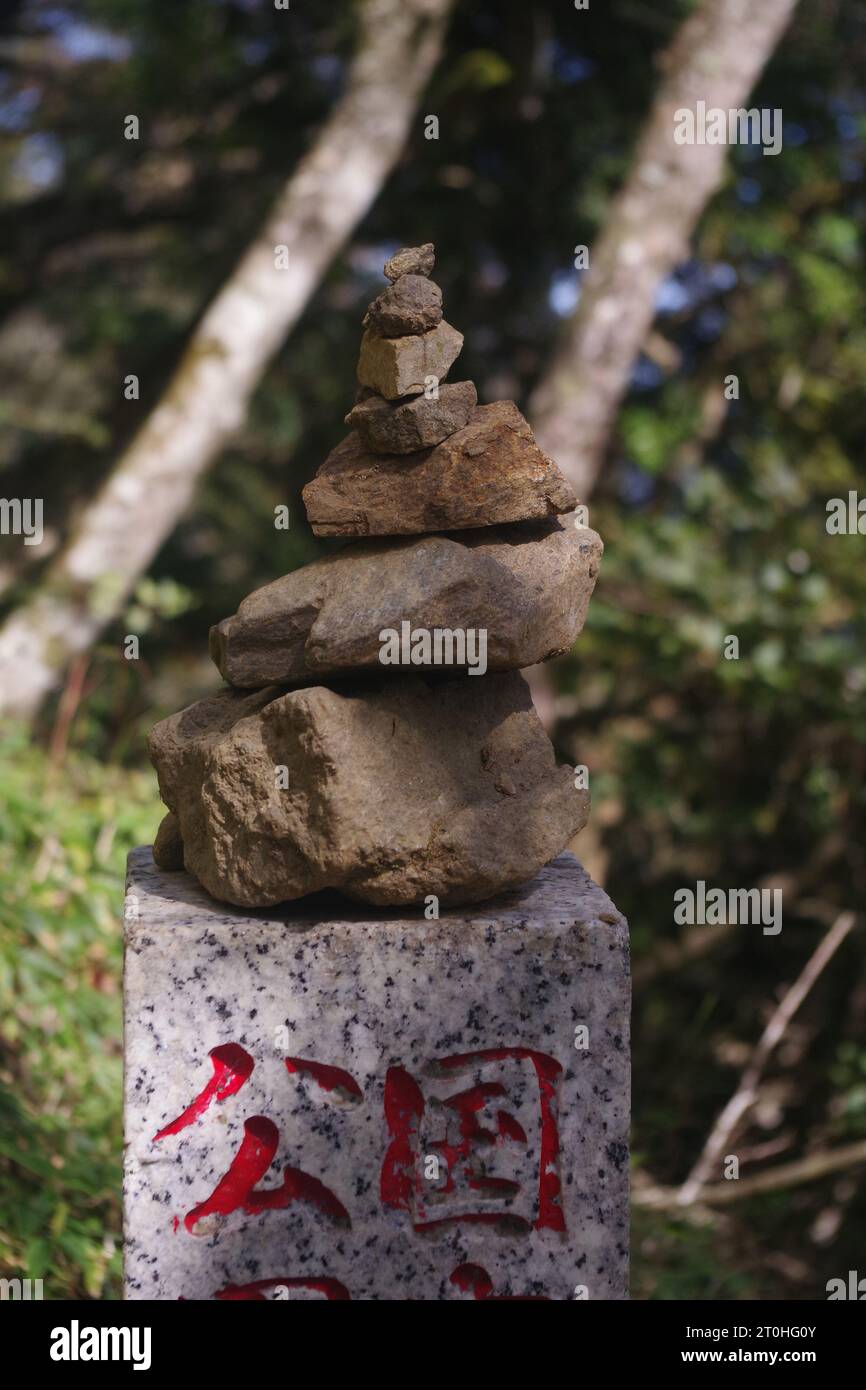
123, 846, 629, 1301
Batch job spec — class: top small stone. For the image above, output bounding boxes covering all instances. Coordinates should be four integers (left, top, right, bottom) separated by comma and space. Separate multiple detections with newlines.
384, 243, 435, 282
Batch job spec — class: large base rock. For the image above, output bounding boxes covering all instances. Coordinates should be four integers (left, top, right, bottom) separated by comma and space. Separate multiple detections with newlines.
148, 672, 588, 909
303, 401, 577, 537
210, 519, 603, 688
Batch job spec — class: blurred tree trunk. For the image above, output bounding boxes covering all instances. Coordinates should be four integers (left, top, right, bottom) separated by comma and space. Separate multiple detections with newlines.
0, 0, 453, 721
525, 0, 797, 746
529, 0, 799, 499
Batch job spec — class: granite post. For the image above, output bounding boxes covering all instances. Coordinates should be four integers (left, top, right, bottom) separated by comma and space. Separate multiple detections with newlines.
123, 847, 630, 1301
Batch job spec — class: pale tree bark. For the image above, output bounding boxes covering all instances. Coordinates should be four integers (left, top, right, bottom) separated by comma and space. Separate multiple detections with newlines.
0, 0, 453, 720
529, 0, 800, 499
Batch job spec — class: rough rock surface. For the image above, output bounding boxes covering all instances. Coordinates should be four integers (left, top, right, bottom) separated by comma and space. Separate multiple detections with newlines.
152, 812, 184, 871
363, 274, 443, 338
384, 242, 435, 281
345, 380, 477, 454
210, 520, 602, 687
357, 321, 463, 399
303, 400, 578, 537
148, 672, 588, 909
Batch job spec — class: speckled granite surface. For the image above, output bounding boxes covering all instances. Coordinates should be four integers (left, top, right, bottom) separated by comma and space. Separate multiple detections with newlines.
123, 846, 630, 1301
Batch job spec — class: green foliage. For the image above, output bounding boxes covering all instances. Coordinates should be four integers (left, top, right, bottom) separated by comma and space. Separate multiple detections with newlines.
633, 1208, 757, 1302
124, 577, 196, 633
0, 733, 160, 1298
830, 1044, 866, 1137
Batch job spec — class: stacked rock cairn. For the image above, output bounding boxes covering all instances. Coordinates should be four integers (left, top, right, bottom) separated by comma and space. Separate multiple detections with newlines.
150, 244, 604, 909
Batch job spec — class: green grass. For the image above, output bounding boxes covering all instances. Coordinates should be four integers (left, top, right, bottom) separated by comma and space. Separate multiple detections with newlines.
0, 732, 160, 1299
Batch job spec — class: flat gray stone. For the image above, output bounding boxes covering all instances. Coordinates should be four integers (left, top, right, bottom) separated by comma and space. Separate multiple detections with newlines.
357, 320, 463, 400
345, 381, 477, 454
148, 671, 590, 909
210, 520, 603, 688
123, 846, 630, 1301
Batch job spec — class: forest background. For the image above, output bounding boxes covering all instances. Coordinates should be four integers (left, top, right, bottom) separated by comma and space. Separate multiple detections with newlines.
0, 0, 864, 1300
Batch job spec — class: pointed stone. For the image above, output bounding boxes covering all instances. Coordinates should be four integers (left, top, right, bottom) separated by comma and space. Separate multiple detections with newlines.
345, 380, 477, 453
210, 519, 602, 688
384, 242, 435, 281
357, 321, 463, 399
148, 672, 589, 909
303, 401, 578, 537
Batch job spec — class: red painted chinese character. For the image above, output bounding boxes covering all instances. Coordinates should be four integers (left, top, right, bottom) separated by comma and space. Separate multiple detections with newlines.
450, 1263, 550, 1301
381, 1047, 565, 1232
153, 1043, 254, 1142
185, 1116, 351, 1233
153, 1045, 361, 1236
215, 1277, 351, 1301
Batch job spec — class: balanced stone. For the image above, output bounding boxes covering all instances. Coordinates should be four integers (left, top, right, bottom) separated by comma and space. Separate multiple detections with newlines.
363, 274, 443, 338
357, 320, 463, 399
384, 242, 435, 281
210, 519, 602, 688
123, 846, 630, 1301
148, 671, 589, 909
303, 400, 578, 537
345, 380, 477, 454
